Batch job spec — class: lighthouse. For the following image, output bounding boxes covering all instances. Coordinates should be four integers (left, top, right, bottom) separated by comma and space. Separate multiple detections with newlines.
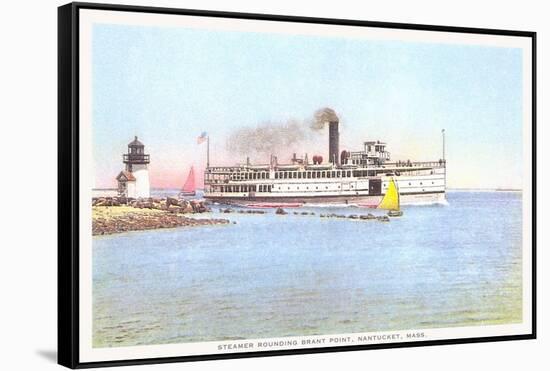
116, 136, 150, 198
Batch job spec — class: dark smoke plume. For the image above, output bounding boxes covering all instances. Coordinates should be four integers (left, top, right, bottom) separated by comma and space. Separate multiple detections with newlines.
226, 120, 306, 158
310, 107, 339, 130
225, 107, 339, 160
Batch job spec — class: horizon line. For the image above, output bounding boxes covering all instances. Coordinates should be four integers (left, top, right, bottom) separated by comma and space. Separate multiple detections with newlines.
92, 187, 523, 192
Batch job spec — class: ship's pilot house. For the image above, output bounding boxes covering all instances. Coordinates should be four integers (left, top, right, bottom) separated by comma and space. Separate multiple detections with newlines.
346, 140, 391, 167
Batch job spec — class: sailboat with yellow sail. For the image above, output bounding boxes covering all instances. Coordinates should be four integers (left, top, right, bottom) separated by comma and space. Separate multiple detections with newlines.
378, 178, 403, 217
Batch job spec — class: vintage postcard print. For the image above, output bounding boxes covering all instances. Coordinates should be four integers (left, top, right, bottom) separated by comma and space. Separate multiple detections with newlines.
68, 3, 535, 366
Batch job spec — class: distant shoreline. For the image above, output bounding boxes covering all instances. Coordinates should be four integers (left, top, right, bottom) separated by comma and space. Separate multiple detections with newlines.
92, 187, 522, 193
447, 188, 522, 193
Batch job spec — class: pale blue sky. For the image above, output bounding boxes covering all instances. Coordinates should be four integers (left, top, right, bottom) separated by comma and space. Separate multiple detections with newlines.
92, 23, 523, 189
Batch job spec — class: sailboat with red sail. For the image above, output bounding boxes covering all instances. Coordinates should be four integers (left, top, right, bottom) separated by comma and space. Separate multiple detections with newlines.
179, 166, 196, 197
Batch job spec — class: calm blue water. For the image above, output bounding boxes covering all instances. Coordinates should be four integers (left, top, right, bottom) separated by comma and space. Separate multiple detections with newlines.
92, 191, 522, 347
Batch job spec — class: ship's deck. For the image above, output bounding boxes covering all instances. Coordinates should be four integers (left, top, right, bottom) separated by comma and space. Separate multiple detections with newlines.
205, 160, 445, 173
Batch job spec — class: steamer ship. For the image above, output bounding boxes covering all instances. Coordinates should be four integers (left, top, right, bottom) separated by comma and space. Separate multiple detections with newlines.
203, 116, 446, 207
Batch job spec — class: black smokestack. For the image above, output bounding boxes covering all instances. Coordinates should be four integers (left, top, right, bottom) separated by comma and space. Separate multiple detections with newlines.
311, 107, 340, 165
329, 120, 339, 165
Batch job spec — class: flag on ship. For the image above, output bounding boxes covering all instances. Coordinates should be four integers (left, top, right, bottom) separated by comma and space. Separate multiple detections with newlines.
197, 132, 208, 144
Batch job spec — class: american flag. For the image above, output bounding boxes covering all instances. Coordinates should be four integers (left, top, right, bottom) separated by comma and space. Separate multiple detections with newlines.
197, 131, 208, 144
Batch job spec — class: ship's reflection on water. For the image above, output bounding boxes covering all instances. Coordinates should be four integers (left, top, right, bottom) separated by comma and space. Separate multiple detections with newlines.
92, 191, 522, 348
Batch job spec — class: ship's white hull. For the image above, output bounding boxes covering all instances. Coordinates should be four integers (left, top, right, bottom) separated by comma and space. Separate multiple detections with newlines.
205, 172, 446, 207
206, 190, 445, 207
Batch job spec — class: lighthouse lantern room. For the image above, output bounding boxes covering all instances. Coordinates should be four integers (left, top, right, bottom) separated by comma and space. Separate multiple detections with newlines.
116, 136, 151, 198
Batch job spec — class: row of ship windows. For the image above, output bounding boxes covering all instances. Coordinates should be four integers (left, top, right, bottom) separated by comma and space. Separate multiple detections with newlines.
275, 185, 343, 191
217, 185, 267, 193
274, 170, 365, 179
217, 170, 441, 181
215, 184, 343, 193
223, 170, 379, 181
215, 181, 438, 193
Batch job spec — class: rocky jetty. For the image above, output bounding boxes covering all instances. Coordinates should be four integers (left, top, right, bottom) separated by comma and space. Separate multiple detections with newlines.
92, 196, 209, 213
219, 208, 266, 215
275, 208, 288, 215
238, 209, 266, 214
319, 212, 389, 222
293, 211, 315, 216
92, 197, 227, 236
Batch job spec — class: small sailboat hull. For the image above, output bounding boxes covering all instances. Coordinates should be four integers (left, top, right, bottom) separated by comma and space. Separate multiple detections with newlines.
388, 210, 403, 217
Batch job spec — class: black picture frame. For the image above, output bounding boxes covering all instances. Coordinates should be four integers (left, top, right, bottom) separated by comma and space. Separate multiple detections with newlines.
58, 2, 537, 368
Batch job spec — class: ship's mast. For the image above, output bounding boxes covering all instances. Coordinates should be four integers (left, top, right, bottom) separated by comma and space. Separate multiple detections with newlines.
442, 128, 446, 161
442, 128, 447, 192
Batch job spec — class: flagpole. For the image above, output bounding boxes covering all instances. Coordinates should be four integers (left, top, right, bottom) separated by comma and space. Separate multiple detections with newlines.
442, 129, 447, 193
207, 136, 210, 168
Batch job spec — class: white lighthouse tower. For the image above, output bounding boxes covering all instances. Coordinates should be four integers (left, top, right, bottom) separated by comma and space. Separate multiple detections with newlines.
116, 136, 150, 199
